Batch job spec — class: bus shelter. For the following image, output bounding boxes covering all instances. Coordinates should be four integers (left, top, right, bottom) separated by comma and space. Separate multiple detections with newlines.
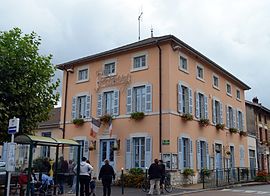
14, 134, 81, 196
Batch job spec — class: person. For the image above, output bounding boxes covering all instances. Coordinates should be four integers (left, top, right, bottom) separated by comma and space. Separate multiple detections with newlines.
54, 156, 68, 194
42, 157, 51, 174
159, 160, 166, 194
74, 157, 93, 196
89, 176, 96, 196
68, 160, 76, 187
18, 169, 28, 196
147, 159, 162, 195
98, 159, 115, 196
30, 168, 38, 196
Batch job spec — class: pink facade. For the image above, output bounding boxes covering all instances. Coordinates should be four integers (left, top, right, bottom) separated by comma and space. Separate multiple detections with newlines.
58, 35, 250, 178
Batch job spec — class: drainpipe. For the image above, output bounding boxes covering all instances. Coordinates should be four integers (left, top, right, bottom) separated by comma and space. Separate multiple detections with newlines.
156, 41, 162, 154
62, 69, 69, 141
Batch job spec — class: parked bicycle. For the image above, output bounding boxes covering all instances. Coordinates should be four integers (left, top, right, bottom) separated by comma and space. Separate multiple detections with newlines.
141, 173, 173, 193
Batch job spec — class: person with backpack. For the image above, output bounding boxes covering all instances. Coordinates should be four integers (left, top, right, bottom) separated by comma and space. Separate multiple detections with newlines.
147, 159, 162, 195
98, 159, 115, 196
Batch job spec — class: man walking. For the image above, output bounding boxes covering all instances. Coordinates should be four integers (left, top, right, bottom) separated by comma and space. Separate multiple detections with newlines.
159, 160, 166, 194
98, 159, 115, 196
147, 159, 162, 195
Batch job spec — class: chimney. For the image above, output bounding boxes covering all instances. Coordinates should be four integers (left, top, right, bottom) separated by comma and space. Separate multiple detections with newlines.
252, 97, 259, 104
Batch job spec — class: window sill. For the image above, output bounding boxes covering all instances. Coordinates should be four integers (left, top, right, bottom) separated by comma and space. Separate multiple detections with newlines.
226, 93, 232, 97
76, 79, 89, 84
131, 66, 148, 73
102, 73, 116, 77
213, 85, 220, 91
236, 98, 241, 102
196, 77, 205, 83
179, 67, 189, 74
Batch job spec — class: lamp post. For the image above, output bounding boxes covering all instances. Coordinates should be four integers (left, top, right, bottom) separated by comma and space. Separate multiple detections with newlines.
121, 168, 124, 194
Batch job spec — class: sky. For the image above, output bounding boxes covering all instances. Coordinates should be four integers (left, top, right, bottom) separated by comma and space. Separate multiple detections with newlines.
1, 0, 270, 108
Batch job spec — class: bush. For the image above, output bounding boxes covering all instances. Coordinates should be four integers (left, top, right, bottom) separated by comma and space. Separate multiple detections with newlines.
129, 168, 144, 175
130, 112, 145, 120
255, 171, 270, 182
183, 168, 195, 177
201, 168, 210, 177
115, 168, 145, 188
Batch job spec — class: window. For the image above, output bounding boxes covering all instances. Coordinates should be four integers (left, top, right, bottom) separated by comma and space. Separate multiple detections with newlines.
264, 116, 267, 124
196, 140, 209, 170
180, 56, 188, 71
133, 55, 146, 69
104, 62, 116, 76
226, 105, 235, 128
259, 127, 263, 142
72, 95, 91, 119
212, 99, 223, 124
125, 137, 152, 169
179, 137, 193, 169
229, 146, 235, 168
97, 90, 119, 117
226, 83, 232, 96
213, 75, 219, 89
259, 113, 262, 122
126, 84, 152, 114
41, 132, 51, 157
178, 83, 192, 114
236, 89, 241, 100
196, 65, 204, 80
265, 129, 268, 142
78, 69, 88, 81
237, 110, 244, 131
195, 92, 208, 119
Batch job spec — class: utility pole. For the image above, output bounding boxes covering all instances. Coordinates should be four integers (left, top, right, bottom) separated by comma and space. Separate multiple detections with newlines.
138, 11, 143, 40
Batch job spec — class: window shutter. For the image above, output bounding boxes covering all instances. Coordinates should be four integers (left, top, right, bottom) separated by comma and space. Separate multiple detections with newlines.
233, 108, 236, 128
145, 84, 152, 113
189, 139, 193, 169
85, 95, 91, 118
188, 88, 193, 114
113, 90, 120, 116
220, 102, 223, 124
196, 140, 201, 170
226, 105, 229, 128
72, 96, 77, 119
69, 146, 74, 161
83, 140, 89, 160
178, 138, 183, 170
206, 142, 210, 169
97, 93, 103, 117
195, 92, 199, 119
178, 83, 183, 113
212, 99, 216, 124
240, 146, 245, 167
236, 109, 239, 129
204, 95, 208, 119
145, 137, 152, 168
125, 139, 132, 169
241, 112, 244, 131
126, 88, 132, 114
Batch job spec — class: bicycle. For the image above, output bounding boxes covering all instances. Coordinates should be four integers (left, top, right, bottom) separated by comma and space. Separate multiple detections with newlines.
141, 174, 173, 193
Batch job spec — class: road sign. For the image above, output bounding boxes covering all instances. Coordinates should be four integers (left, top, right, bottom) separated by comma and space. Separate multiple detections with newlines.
6, 143, 16, 172
8, 117, 20, 134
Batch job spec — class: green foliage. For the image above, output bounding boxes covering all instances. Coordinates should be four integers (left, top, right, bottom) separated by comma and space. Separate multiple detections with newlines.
183, 168, 195, 177
72, 118, 84, 126
130, 112, 145, 120
216, 123, 225, 130
229, 128, 238, 134
181, 113, 193, 121
129, 168, 144, 175
201, 168, 210, 177
100, 114, 112, 124
255, 171, 270, 182
0, 28, 59, 141
115, 168, 145, 187
199, 118, 210, 127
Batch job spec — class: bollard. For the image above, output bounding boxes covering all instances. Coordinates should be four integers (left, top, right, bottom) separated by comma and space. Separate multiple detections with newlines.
202, 170, 205, 189
121, 168, 124, 195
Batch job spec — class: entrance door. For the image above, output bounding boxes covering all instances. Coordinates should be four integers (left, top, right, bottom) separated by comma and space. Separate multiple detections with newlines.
100, 140, 115, 168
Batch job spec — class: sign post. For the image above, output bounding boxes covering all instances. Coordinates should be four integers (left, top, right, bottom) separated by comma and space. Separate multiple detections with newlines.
6, 117, 19, 196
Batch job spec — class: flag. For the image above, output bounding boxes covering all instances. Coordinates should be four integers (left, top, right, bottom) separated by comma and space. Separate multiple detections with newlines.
90, 117, 101, 138
109, 118, 113, 138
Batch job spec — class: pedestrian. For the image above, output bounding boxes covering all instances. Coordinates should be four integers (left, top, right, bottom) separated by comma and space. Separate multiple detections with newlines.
147, 159, 162, 195
54, 156, 68, 194
74, 157, 93, 196
98, 159, 115, 196
89, 176, 97, 196
159, 160, 166, 194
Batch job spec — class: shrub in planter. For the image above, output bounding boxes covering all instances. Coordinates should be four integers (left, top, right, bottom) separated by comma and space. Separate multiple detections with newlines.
239, 131, 247, 136
229, 128, 238, 134
115, 168, 145, 188
130, 112, 145, 120
199, 118, 210, 127
215, 123, 225, 130
255, 171, 269, 182
201, 168, 211, 178
100, 114, 112, 124
183, 168, 195, 177
72, 118, 84, 126
181, 113, 193, 121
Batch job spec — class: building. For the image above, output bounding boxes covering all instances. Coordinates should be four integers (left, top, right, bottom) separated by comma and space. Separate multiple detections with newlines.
246, 98, 270, 173
58, 35, 250, 182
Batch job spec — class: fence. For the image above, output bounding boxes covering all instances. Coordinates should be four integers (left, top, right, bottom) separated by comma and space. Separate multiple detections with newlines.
201, 167, 257, 189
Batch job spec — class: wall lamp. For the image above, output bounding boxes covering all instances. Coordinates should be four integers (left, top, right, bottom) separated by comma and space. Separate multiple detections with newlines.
89, 141, 96, 151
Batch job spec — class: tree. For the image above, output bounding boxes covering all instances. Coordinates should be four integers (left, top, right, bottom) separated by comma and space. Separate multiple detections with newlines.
0, 28, 60, 141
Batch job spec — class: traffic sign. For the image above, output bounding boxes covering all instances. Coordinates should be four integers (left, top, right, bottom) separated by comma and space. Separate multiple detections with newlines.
8, 117, 20, 134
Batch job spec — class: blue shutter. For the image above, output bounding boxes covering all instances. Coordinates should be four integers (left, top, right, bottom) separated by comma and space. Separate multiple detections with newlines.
126, 88, 132, 114
196, 140, 201, 170
85, 95, 91, 118
178, 83, 183, 113
145, 137, 152, 168
236, 109, 240, 129
97, 93, 103, 117
240, 146, 245, 167
178, 138, 183, 170
226, 106, 229, 128
233, 108, 236, 128
83, 140, 89, 160
188, 88, 193, 114
195, 92, 199, 119
242, 112, 244, 131
125, 139, 132, 169
206, 142, 209, 169
190, 139, 193, 169
113, 90, 119, 116
145, 84, 152, 113
204, 95, 208, 119
212, 99, 216, 124
220, 102, 223, 124
72, 96, 77, 119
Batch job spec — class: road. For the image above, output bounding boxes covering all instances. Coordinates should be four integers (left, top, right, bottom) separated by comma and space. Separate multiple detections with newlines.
185, 184, 270, 196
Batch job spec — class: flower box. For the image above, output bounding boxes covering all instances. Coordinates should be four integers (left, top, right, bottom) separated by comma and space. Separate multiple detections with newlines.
72, 118, 84, 127
229, 128, 238, 134
239, 131, 247, 136
199, 118, 210, 127
215, 123, 225, 130
100, 114, 112, 124
181, 113, 193, 121
130, 112, 145, 120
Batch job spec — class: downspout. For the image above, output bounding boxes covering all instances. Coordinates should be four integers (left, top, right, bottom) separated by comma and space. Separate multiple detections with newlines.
156, 41, 162, 154
63, 69, 69, 140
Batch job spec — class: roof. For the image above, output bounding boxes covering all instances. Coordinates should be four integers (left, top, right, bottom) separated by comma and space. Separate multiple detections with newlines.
57, 35, 250, 90
38, 107, 61, 129
245, 100, 270, 114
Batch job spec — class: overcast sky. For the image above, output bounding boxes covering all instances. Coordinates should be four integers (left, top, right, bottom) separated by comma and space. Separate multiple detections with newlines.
1, 0, 270, 108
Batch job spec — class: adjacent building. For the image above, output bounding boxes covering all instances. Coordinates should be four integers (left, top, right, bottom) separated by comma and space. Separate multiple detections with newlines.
57, 35, 251, 182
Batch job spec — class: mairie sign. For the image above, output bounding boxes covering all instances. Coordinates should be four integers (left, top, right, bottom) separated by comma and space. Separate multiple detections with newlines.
8, 117, 20, 134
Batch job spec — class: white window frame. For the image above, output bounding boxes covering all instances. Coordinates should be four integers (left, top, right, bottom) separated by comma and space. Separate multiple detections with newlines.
226, 82, 232, 97
226, 105, 235, 129
179, 53, 189, 73
97, 88, 119, 117
103, 59, 117, 77
195, 91, 208, 120
131, 52, 148, 72
72, 92, 91, 119
212, 97, 223, 125
77, 95, 87, 118
212, 74, 220, 90
236, 89, 241, 101
77, 65, 89, 83
196, 64, 204, 82
237, 109, 244, 131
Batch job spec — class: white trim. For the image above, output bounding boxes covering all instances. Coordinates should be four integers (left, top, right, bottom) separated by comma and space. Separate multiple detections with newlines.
196, 64, 205, 82
77, 65, 89, 83
131, 51, 148, 72
129, 132, 150, 138
179, 52, 189, 74
103, 59, 117, 77
73, 136, 88, 141
75, 91, 90, 97
226, 82, 232, 97
214, 140, 223, 145
212, 73, 220, 90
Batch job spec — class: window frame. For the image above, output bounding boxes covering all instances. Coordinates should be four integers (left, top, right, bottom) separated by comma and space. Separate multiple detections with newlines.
179, 53, 189, 73
131, 52, 148, 72
103, 59, 117, 77
236, 89, 241, 101
212, 98, 223, 125
226, 82, 232, 97
212, 74, 220, 90
196, 64, 204, 82
77, 65, 89, 83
